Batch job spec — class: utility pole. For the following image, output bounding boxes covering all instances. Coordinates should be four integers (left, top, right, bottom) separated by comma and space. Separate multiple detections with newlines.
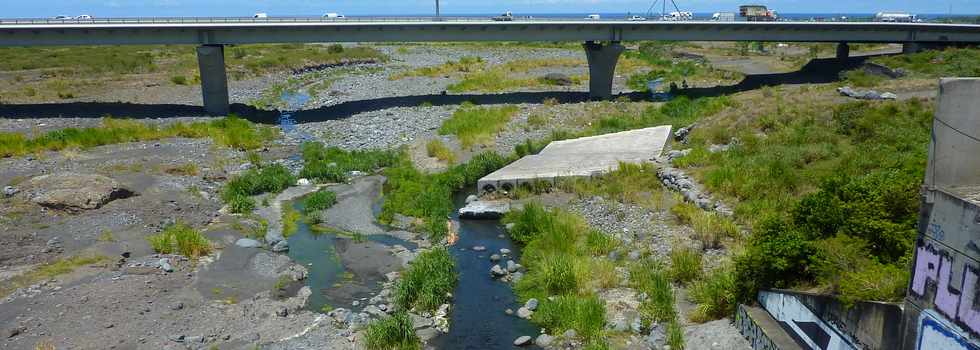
436, 0, 441, 17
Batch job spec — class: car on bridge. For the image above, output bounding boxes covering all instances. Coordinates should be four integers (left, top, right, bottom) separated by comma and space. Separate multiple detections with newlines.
323, 13, 346, 19
627, 15, 647, 21
492, 12, 514, 21
253, 13, 268, 19
75, 15, 93, 20
52, 15, 72, 20
586, 14, 601, 20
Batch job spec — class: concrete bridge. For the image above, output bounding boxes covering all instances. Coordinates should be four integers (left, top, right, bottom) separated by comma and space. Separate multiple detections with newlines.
2, 18, 979, 115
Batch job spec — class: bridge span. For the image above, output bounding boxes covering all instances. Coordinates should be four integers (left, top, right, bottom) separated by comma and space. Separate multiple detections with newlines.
3, 18, 979, 115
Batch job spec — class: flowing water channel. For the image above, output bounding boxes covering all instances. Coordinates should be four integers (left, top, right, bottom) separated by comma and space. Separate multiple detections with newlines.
432, 193, 541, 349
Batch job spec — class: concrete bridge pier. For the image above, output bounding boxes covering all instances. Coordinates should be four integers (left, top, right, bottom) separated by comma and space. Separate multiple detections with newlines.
903, 42, 923, 54
836, 42, 850, 59
197, 44, 230, 116
583, 41, 625, 100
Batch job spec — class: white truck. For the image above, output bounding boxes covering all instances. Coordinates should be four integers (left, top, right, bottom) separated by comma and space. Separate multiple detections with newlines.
492, 11, 514, 21
875, 12, 916, 23
323, 13, 346, 19
712, 12, 736, 22
662, 11, 693, 21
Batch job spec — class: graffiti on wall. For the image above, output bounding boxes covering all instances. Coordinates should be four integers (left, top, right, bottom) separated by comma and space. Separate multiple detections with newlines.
919, 310, 980, 350
910, 242, 980, 337
736, 305, 780, 350
758, 291, 857, 350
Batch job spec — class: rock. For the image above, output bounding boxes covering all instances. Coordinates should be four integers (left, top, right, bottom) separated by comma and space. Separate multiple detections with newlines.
458, 200, 510, 219
647, 322, 667, 348
235, 238, 262, 248
2, 186, 18, 197
296, 178, 312, 186
610, 318, 629, 332
511, 271, 524, 283
516, 307, 533, 319
271, 240, 289, 252
500, 248, 511, 255
535, 334, 554, 347
505, 223, 515, 231
608, 250, 621, 261
563, 329, 577, 338
7, 326, 26, 338
27, 172, 135, 212
631, 317, 643, 333
184, 335, 204, 343
506, 260, 521, 273
276, 307, 289, 317
416, 327, 440, 342
542, 72, 573, 86
465, 194, 479, 204
171, 302, 184, 311
410, 313, 433, 330
364, 305, 386, 317
158, 258, 174, 273
505, 309, 514, 315
514, 335, 532, 346
524, 298, 539, 311
490, 265, 507, 278
472, 246, 486, 252
837, 86, 898, 100
881, 92, 898, 100
490, 254, 501, 262
628, 250, 642, 261
674, 123, 696, 142
666, 149, 691, 161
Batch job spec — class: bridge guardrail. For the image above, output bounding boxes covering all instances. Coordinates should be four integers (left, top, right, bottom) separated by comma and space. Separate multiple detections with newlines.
0, 16, 599, 25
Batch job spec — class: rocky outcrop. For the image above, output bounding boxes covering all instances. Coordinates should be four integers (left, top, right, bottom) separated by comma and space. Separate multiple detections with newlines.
26, 172, 135, 212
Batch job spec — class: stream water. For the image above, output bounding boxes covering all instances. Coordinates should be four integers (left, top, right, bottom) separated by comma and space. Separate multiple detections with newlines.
432, 193, 541, 349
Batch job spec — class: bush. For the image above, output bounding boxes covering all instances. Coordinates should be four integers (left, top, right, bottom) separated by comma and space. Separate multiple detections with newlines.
533, 295, 607, 342
585, 230, 619, 257
364, 312, 420, 350
541, 254, 578, 295
303, 188, 337, 215
300, 142, 397, 183
221, 164, 296, 213
669, 248, 703, 284
394, 248, 457, 312
170, 75, 188, 85
327, 44, 345, 54
688, 266, 737, 323
632, 262, 676, 324
146, 222, 213, 259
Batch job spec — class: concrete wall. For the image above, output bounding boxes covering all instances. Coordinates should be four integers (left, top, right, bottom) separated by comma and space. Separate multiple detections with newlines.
902, 78, 980, 350
762, 289, 904, 350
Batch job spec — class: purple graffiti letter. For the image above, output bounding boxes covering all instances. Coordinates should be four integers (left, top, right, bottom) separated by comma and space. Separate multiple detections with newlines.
913, 246, 940, 296
958, 267, 980, 334
935, 255, 960, 317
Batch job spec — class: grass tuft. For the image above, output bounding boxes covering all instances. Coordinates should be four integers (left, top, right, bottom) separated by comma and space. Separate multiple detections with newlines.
438, 103, 519, 149
394, 248, 457, 312
669, 248, 703, 285
221, 164, 295, 214
146, 222, 213, 259
300, 142, 398, 183
425, 139, 456, 164
364, 312, 421, 350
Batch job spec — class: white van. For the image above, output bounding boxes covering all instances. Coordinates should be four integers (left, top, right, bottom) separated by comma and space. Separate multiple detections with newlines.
253, 13, 268, 19
323, 13, 346, 19
75, 15, 93, 20
586, 14, 600, 20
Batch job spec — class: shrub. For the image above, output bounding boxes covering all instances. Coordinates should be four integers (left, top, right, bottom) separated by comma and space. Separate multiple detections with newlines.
631, 261, 676, 324
840, 70, 883, 88
669, 248, 703, 284
688, 266, 737, 323
170, 75, 188, 85
300, 142, 397, 183
327, 44, 345, 54
533, 295, 607, 342
146, 222, 213, 259
394, 248, 457, 312
364, 312, 420, 350
504, 201, 552, 244
541, 254, 578, 295
303, 189, 337, 215
221, 164, 296, 213
837, 261, 909, 306
585, 230, 618, 257
666, 321, 685, 350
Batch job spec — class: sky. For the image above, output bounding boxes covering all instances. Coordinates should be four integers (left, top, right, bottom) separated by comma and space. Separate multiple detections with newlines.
4, 0, 979, 18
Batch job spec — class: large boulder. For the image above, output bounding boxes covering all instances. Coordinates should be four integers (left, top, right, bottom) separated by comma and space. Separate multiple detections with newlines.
27, 172, 134, 212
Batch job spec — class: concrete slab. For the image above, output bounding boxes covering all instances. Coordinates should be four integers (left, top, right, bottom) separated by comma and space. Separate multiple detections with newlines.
478, 126, 671, 193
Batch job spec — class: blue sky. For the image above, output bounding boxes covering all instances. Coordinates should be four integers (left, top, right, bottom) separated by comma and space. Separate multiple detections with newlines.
5, 0, 979, 18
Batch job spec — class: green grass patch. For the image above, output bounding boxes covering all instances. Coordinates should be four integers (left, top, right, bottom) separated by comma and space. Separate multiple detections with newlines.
560, 162, 665, 208
303, 188, 337, 215
282, 204, 301, 238
871, 47, 980, 77
364, 312, 421, 350
688, 265, 737, 323
669, 248, 703, 285
221, 164, 295, 214
146, 222, 213, 259
630, 260, 677, 324
394, 247, 457, 312
840, 70, 884, 88
533, 295, 607, 342
425, 139, 456, 164
300, 142, 398, 183
670, 201, 739, 250
0, 116, 276, 158
381, 151, 510, 241
438, 103, 519, 149
391, 56, 484, 79
0, 255, 108, 299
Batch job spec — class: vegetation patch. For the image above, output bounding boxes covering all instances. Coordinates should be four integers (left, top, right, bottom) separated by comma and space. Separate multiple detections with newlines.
281, 204, 301, 238
221, 164, 295, 214
302, 188, 338, 215
394, 247, 457, 312
688, 265, 737, 323
0, 116, 276, 158
425, 139, 456, 164
444, 58, 586, 93
364, 312, 421, 350
624, 41, 743, 92
381, 151, 509, 240
300, 142, 398, 183
0, 255, 108, 299
438, 103, 519, 149
146, 222, 213, 259
871, 47, 980, 78
391, 56, 485, 79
